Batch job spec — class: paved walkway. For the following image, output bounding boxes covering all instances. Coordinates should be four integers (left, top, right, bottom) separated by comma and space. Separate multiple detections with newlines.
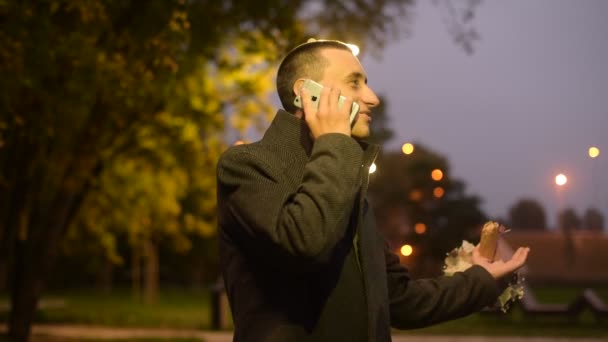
1, 324, 605, 342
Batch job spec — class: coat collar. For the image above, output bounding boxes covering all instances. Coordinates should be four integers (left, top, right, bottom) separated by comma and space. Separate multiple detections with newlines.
262, 109, 380, 167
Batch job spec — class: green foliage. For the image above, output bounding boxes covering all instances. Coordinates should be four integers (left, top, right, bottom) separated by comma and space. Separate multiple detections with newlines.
0, 0, 484, 277
0, 0, 486, 339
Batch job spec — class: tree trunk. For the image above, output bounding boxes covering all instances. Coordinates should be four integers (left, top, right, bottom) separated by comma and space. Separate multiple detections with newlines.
143, 239, 159, 305
97, 259, 113, 293
8, 241, 33, 342
9, 169, 94, 341
0, 261, 6, 292
9, 225, 58, 342
132, 243, 141, 301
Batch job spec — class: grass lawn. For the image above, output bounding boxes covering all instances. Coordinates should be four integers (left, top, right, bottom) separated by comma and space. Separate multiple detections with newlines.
1, 285, 607, 338
1, 288, 212, 330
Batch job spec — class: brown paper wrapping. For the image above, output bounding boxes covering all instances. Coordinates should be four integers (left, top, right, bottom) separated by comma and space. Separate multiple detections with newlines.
479, 221, 500, 260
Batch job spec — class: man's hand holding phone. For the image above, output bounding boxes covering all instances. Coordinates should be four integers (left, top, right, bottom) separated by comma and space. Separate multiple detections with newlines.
295, 80, 359, 139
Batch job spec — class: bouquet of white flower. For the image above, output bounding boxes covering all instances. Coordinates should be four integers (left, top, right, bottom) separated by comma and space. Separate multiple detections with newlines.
443, 221, 524, 313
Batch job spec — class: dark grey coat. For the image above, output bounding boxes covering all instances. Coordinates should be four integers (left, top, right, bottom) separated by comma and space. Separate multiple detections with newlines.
217, 110, 499, 342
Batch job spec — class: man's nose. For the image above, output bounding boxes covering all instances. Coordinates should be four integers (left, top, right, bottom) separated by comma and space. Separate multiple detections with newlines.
363, 86, 380, 108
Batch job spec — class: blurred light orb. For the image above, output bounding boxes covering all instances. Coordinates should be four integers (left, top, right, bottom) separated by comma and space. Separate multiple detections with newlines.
409, 189, 423, 202
345, 43, 360, 56
414, 223, 427, 234
234, 140, 245, 145
369, 162, 377, 174
400, 244, 413, 257
433, 187, 445, 198
555, 173, 567, 186
431, 169, 443, 181
589, 146, 600, 158
402, 143, 414, 155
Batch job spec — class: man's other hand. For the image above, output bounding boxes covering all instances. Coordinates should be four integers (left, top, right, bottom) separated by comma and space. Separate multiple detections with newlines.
472, 245, 530, 280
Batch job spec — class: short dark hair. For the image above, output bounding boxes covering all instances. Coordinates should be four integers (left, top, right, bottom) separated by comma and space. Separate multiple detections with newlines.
276, 40, 352, 113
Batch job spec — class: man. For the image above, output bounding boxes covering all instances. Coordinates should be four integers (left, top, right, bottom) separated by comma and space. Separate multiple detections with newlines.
217, 39, 529, 342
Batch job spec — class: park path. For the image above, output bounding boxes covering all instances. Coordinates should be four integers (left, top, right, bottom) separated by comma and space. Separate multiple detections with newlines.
1, 324, 605, 342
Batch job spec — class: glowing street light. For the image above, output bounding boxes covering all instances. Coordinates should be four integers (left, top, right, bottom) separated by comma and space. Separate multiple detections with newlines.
433, 187, 445, 198
555, 173, 567, 186
431, 169, 443, 181
589, 146, 600, 159
369, 162, 377, 174
554, 173, 568, 225
588, 146, 600, 205
400, 244, 413, 257
402, 143, 414, 155
414, 223, 427, 234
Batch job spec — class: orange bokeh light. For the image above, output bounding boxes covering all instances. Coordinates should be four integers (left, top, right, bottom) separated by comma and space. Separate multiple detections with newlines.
431, 169, 443, 181
433, 187, 445, 198
414, 223, 427, 234
409, 190, 423, 202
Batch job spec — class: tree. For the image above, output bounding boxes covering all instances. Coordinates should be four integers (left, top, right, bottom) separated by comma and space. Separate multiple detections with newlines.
582, 207, 604, 231
368, 143, 486, 277
558, 208, 581, 232
0, 1, 482, 340
508, 198, 547, 230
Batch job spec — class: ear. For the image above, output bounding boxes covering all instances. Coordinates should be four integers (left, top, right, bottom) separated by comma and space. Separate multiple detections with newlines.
292, 78, 307, 97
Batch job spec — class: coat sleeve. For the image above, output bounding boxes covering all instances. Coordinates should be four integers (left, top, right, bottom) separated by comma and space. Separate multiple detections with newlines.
385, 246, 499, 329
217, 133, 364, 269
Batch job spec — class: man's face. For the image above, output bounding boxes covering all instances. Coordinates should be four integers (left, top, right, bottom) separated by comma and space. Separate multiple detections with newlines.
318, 48, 380, 139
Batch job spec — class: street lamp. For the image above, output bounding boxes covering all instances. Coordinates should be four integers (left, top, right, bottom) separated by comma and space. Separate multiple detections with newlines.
402, 143, 414, 155
400, 244, 413, 257
588, 146, 600, 159
588, 146, 600, 205
433, 187, 445, 198
554, 173, 568, 228
414, 223, 427, 234
431, 169, 443, 181
555, 173, 567, 186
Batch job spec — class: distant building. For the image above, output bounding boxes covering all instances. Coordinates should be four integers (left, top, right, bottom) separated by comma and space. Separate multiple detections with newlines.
498, 230, 608, 285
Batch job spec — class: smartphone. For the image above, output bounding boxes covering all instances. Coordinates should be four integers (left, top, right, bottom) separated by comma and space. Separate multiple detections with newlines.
293, 79, 360, 126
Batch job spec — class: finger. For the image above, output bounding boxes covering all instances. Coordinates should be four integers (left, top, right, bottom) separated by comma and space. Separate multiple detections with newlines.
300, 87, 316, 117
318, 84, 332, 114
505, 247, 529, 271
328, 86, 342, 113
512, 247, 529, 263
342, 95, 355, 114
